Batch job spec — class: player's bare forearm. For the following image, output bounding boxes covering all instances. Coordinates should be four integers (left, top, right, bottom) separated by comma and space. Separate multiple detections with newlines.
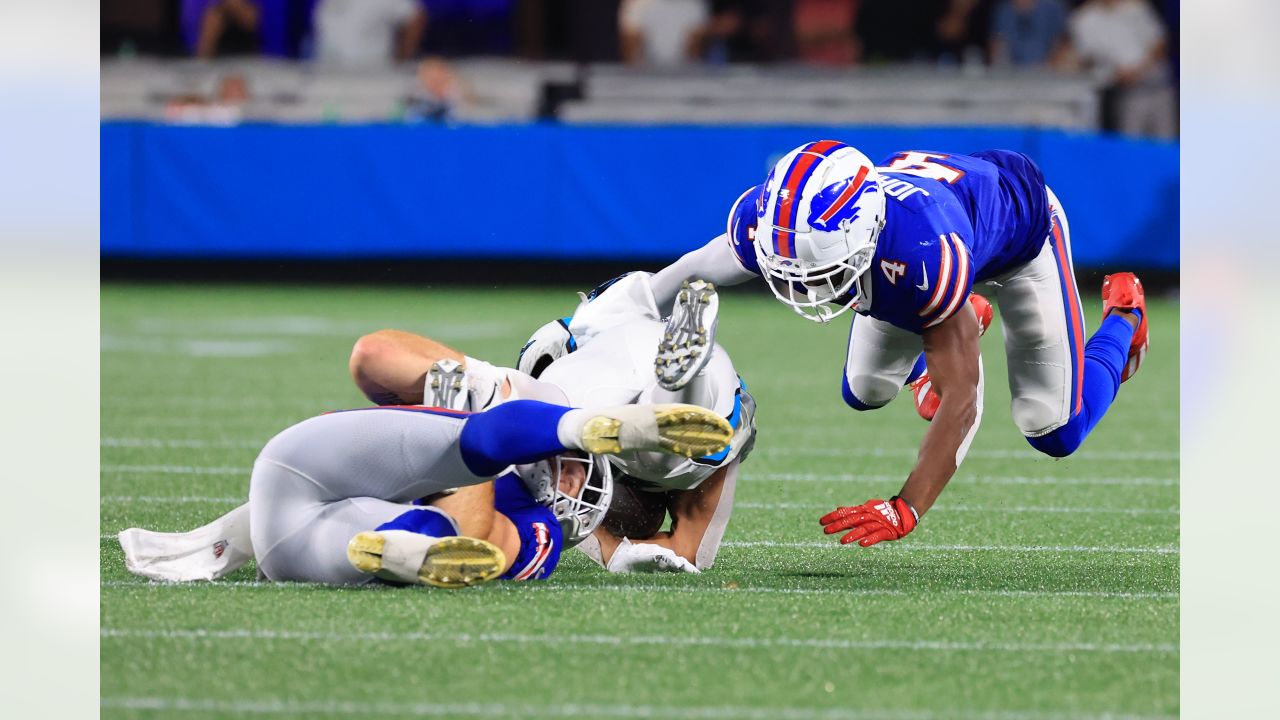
900, 304, 981, 516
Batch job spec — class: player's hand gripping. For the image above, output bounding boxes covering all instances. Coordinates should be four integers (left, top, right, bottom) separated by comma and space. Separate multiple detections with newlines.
819, 497, 918, 547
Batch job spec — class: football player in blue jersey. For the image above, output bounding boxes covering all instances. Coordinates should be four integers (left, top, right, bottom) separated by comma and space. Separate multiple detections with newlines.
118, 399, 732, 587
604, 140, 1150, 548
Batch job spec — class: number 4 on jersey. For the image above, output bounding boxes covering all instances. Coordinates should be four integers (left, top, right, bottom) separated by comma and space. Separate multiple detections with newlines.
880, 151, 966, 185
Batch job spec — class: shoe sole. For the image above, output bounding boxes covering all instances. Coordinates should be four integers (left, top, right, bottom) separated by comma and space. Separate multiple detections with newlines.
425, 359, 468, 411
580, 405, 734, 458
347, 532, 506, 589
655, 281, 718, 391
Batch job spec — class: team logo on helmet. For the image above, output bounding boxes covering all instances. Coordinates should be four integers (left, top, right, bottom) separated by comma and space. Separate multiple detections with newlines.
808, 170, 879, 233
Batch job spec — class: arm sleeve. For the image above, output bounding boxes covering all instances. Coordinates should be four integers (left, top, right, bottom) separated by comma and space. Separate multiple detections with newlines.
650, 235, 759, 315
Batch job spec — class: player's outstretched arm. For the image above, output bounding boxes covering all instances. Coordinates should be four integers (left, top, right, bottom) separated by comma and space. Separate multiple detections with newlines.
649, 235, 758, 315
820, 302, 982, 547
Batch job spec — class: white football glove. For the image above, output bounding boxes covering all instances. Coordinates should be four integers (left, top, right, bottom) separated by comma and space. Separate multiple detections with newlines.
516, 318, 576, 379
605, 538, 700, 574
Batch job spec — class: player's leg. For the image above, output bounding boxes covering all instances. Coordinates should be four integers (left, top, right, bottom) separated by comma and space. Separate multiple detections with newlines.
840, 314, 925, 410
248, 408, 502, 585
351, 328, 567, 410
348, 329, 463, 405
997, 188, 1143, 457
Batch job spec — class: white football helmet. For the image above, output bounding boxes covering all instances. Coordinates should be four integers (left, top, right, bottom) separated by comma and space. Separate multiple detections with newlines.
516, 453, 614, 546
753, 140, 886, 323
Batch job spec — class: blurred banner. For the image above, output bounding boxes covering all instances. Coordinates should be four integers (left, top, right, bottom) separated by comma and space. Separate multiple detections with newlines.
101, 121, 1177, 268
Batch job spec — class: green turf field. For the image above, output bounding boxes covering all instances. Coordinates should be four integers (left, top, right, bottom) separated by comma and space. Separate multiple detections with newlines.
100, 283, 1179, 719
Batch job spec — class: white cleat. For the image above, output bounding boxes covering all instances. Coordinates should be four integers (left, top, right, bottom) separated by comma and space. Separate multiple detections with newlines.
656, 280, 719, 391
571, 403, 733, 459
425, 359, 469, 411
347, 530, 506, 589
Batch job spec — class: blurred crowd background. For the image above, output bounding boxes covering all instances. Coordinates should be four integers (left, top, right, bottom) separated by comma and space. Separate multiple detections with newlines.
102, 0, 1178, 138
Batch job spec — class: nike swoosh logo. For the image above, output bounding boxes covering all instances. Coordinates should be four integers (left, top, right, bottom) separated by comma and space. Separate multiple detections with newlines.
916, 262, 930, 292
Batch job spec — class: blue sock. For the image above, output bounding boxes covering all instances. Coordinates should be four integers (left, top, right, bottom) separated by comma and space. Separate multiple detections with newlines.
376, 507, 459, 537
1026, 314, 1135, 457
905, 353, 927, 385
458, 399, 573, 476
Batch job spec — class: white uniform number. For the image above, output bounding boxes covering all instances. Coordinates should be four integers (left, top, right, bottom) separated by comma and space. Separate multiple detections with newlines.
880, 151, 965, 185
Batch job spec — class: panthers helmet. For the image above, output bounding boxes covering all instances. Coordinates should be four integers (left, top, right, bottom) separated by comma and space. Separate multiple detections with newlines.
753, 140, 886, 323
516, 453, 614, 546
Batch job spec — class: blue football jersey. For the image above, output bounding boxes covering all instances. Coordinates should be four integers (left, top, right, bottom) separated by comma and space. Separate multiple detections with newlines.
724, 149, 1052, 334
494, 473, 563, 581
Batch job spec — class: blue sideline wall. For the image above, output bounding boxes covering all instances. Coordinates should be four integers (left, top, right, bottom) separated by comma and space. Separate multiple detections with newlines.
100, 122, 1179, 269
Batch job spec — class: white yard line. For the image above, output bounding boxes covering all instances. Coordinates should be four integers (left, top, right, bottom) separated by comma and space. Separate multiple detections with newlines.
744, 473, 1177, 487
98, 697, 1176, 720
99, 627, 1177, 654
102, 495, 243, 504
101, 437, 261, 449
722, 541, 1178, 554
758, 447, 1179, 461
98, 533, 1176, 555
736, 502, 1179, 515
98, 495, 1178, 517
101, 464, 246, 476
98, 578, 1177, 601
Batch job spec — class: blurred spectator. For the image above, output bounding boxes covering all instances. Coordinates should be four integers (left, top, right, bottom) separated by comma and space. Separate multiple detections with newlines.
184, 0, 261, 58
794, 0, 858, 65
706, 1, 796, 64
856, 0, 942, 63
619, 0, 710, 66
1066, 0, 1175, 138
933, 0, 991, 67
404, 57, 473, 121
421, 0, 516, 56
313, 0, 426, 67
162, 72, 253, 125
988, 0, 1069, 67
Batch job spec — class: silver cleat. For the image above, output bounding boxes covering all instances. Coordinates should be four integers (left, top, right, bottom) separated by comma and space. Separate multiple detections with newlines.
656, 280, 719, 391
425, 358, 468, 411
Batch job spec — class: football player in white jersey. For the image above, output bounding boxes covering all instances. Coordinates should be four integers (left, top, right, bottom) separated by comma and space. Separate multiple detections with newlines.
347, 273, 755, 573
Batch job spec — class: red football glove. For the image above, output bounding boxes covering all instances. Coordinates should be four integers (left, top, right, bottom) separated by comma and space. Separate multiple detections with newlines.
820, 496, 918, 547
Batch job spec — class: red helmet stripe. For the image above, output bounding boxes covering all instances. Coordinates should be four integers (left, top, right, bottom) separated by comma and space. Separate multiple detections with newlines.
815, 165, 870, 225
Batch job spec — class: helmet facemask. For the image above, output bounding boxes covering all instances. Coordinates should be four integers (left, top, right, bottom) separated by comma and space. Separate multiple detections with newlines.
755, 234, 877, 324
516, 452, 614, 546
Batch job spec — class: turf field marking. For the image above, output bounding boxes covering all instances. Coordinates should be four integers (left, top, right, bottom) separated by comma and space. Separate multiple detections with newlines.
97, 495, 1179, 517
737, 501, 1179, 515
100, 627, 1177, 654
722, 541, 1178, 554
745, 472, 1177, 487
102, 495, 243, 504
101, 464, 246, 476
128, 316, 517, 340
100, 696, 1177, 720
102, 437, 262, 449
101, 335, 299, 358
759, 446, 1178, 461
99, 578, 1178, 600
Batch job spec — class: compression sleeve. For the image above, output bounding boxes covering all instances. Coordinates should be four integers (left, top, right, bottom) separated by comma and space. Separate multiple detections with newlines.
650, 235, 759, 315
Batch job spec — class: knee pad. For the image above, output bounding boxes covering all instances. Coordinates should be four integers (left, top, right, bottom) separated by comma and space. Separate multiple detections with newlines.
1011, 397, 1068, 438
841, 374, 897, 411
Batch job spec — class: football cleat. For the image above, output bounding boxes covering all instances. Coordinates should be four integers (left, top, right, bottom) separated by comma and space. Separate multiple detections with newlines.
910, 294, 994, 422
1101, 272, 1148, 382
656, 280, 720, 391
425, 359, 468, 411
347, 530, 506, 589
576, 403, 733, 458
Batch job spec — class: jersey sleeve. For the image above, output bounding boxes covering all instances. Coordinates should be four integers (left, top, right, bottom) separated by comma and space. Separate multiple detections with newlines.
870, 190, 977, 335
724, 184, 763, 275
493, 474, 563, 581
914, 231, 976, 330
